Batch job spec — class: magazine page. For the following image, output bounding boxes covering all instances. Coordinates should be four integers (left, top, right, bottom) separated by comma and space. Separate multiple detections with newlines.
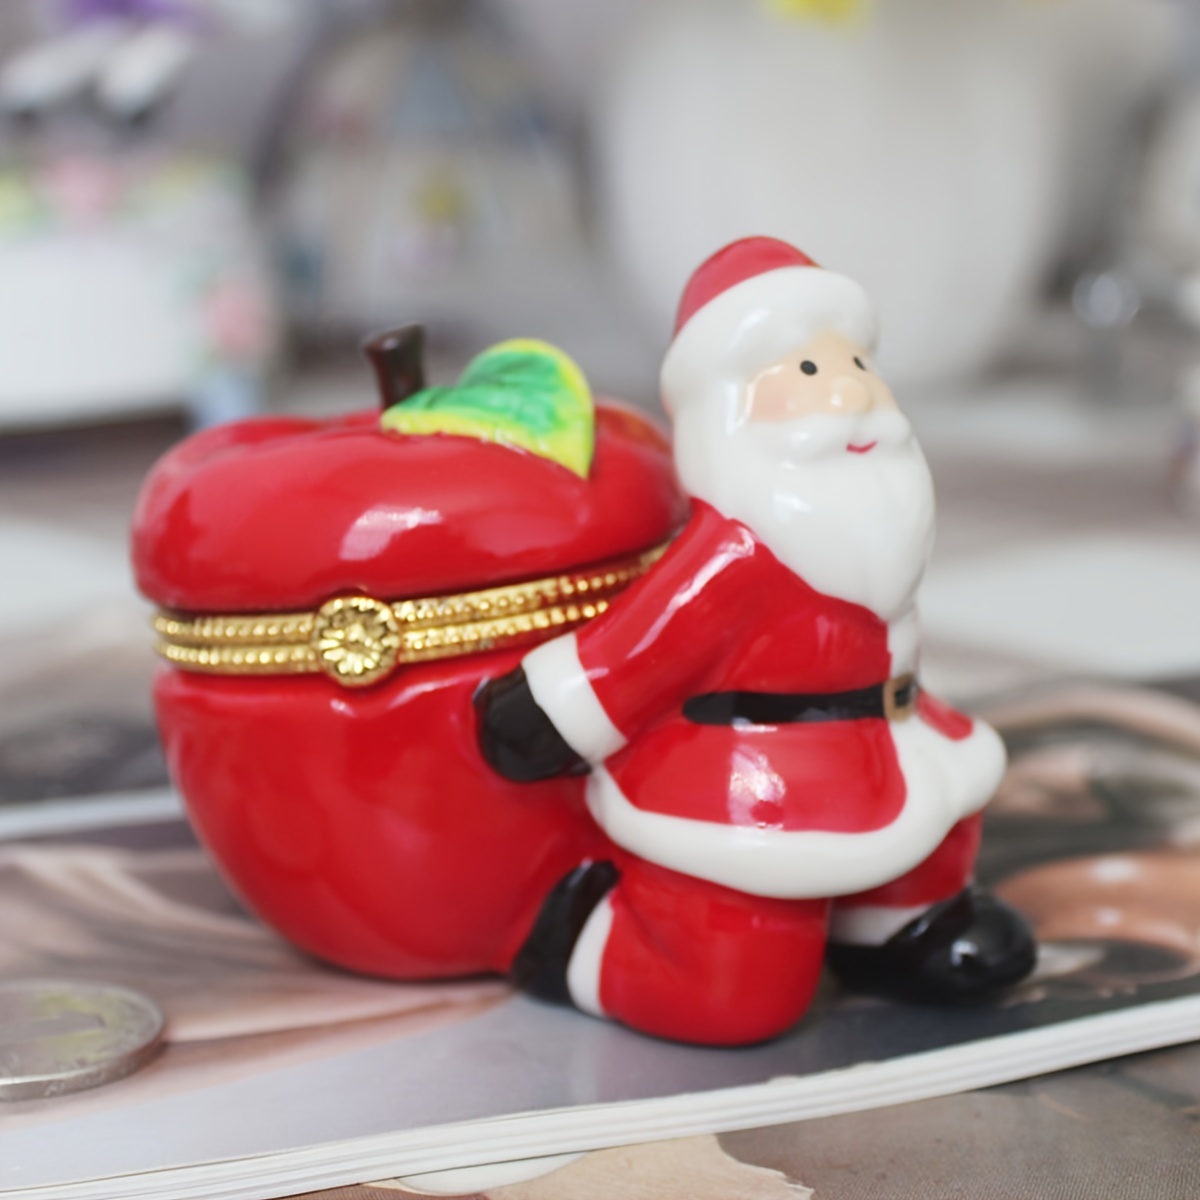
282, 1033, 1200, 1200
7, 681, 1200, 1197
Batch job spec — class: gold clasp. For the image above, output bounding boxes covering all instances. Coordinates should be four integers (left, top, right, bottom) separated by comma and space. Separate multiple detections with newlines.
312, 595, 402, 687
153, 538, 672, 687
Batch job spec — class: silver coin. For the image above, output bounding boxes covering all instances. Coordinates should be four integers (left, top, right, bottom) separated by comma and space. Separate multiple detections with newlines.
0, 980, 164, 1101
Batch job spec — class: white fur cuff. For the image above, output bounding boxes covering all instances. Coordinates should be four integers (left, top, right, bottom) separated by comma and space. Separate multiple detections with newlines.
522, 633, 627, 764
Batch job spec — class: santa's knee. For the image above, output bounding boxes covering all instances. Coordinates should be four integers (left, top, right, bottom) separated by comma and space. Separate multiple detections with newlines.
509, 857, 829, 1046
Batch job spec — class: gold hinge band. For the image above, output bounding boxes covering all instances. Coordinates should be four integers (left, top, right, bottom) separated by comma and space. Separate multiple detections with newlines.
154, 541, 668, 688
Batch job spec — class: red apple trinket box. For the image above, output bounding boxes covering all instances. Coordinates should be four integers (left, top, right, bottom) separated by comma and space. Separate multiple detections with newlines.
132, 328, 687, 985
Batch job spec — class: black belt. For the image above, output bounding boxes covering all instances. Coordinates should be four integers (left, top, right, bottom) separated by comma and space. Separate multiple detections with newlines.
683, 674, 917, 726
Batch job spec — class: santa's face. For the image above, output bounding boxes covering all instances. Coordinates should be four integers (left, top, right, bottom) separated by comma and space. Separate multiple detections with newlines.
743, 329, 899, 427
672, 330, 935, 622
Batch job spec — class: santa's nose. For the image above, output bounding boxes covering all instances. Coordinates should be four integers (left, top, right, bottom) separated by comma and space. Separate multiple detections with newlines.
827, 376, 872, 413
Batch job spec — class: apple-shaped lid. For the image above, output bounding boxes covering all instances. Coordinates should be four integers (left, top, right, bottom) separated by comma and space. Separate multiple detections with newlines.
132, 331, 687, 614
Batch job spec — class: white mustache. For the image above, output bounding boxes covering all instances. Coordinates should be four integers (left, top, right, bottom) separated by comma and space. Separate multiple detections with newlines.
773, 409, 913, 458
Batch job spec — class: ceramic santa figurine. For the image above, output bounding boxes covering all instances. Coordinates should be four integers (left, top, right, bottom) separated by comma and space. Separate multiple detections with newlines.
478, 236, 1036, 1045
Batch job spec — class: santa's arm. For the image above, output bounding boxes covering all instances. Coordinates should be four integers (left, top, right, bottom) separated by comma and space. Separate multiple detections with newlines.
477, 503, 763, 780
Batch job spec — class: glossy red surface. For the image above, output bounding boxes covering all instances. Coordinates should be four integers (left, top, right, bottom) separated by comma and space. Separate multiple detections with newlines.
673, 236, 817, 336
916, 691, 974, 741
155, 654, 612, 976
601, 853, 830, 1045
132, 403, 685, 612
137, 401, 684, 979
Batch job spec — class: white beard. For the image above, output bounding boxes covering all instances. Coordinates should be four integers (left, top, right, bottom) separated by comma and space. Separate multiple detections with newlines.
674, 405, 935, 621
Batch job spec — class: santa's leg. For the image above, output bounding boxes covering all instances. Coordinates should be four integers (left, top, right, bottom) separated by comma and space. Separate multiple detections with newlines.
512, 854, 829, 1046
827, 814, 1035, 1003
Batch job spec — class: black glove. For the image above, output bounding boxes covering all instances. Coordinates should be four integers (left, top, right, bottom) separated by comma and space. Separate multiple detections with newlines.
475, 666, 587, 782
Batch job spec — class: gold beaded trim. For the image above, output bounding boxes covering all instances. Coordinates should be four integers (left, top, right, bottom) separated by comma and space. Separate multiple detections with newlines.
154, 541, 668, 688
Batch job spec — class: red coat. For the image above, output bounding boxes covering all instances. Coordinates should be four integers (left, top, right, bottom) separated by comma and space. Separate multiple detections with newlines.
527, 500, 1005, 900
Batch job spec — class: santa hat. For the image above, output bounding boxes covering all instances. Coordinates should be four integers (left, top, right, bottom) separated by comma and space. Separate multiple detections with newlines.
660, 237, 877, 414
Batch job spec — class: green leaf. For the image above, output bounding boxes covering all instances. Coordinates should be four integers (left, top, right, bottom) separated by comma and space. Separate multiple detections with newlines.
380, 338, 595, 477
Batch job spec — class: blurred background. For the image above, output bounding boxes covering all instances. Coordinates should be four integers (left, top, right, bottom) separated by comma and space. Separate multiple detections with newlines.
3, 0, 1200, 822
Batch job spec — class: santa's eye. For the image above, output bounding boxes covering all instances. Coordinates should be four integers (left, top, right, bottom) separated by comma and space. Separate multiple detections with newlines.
800, 360, 818, 376
853, 356, 868, 370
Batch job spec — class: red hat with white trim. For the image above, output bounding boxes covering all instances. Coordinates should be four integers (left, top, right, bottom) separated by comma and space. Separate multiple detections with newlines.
660, 237, 878, 413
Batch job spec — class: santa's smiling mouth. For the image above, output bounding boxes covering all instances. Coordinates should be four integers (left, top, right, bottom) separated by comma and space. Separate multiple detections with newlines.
846, 441, 877, 455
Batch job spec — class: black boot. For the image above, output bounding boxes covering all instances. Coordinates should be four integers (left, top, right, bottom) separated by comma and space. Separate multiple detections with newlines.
826, 886, 1036, 1005
511, 860, 618, 1004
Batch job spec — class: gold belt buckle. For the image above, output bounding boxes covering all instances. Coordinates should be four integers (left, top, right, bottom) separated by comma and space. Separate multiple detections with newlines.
883, 673, 917, 723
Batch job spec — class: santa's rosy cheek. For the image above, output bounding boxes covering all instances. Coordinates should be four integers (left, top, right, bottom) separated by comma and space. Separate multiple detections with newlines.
746, 374, 822, 421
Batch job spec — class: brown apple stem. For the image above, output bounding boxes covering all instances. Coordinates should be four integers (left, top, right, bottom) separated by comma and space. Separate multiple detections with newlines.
362, 325, 427, 411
